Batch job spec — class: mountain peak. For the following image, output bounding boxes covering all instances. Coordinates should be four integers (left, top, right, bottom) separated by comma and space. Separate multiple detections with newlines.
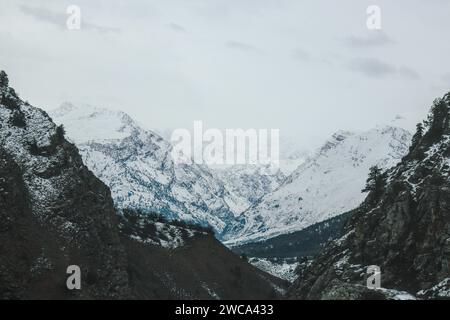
50, 102, 142, 144
51, 103, 243, 235
52, 101, 78, 116
318, 130, 354, 154
53, 101, 120, 118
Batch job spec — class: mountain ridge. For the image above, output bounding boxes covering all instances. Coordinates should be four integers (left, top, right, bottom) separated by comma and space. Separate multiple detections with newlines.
0, 71, 130, 299
288, 92, 450, 299
225, 125, 412, 245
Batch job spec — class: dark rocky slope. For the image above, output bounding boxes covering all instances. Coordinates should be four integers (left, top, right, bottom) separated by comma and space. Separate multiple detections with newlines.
0, 71, 285, 299
0, 146, 40, 299
0, 71, 130, 299
120, 211, 288, 299
288, 94, 450, 299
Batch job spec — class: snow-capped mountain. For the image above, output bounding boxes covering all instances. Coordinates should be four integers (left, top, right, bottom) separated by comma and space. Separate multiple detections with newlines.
153, 128, 308, 210
50, 103, 243, 235
209, 137, 309, 210
225, 126, 412, 245
213, 164, 287, 210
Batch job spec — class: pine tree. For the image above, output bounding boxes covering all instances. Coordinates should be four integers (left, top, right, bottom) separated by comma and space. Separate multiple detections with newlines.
29, 139, 40, 155
56, 124, 66, 141
362, 165, 384, 195
10, 110, 26, 128
410, 123, 424, 151
0, 71, 8, 88
427, 98, 449, 140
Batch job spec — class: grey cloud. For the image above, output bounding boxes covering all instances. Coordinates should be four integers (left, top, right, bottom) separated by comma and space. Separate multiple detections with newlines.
20, 4, 63, 26
398, 66, 421, 79
321, 52, 344, 66
20, 5, 119, 34
226, 41, 262, 53
348, 58, 420, 79
292, 49, 311, 61
348, 58, 396, 77
344, 31, 395, 48
3, 0, 446, 151
84, 23, 120, 34
168, 23, 187, 33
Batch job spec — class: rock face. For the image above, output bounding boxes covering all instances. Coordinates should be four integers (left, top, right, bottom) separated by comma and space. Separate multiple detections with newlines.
225, 127, 411, 245
0, 71, 130, 299
213, 164, 287, 211
288, 93, 450, 299
0, 147, 37, 299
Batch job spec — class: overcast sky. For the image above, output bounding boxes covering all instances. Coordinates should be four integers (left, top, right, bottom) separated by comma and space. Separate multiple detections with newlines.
1, 0, 450, 149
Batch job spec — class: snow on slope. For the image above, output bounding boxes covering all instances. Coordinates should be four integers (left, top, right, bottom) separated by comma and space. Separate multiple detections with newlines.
225, 126, 412, 245
154, 128, 309, 211
0, 94, 66, 222
213, 164, 287, 210
118, 212, 210, 250
278, 136, 310, 175
50, 103, 243, 235
249, 258, 299, 282
211, 138, 309, 210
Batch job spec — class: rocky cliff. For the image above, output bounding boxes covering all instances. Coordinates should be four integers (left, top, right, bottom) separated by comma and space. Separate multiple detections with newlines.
0, 71, 130, 299
288, 93, 450, 300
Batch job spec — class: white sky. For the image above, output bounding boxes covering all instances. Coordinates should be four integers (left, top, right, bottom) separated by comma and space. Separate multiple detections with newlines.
1, 0, 450, 149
